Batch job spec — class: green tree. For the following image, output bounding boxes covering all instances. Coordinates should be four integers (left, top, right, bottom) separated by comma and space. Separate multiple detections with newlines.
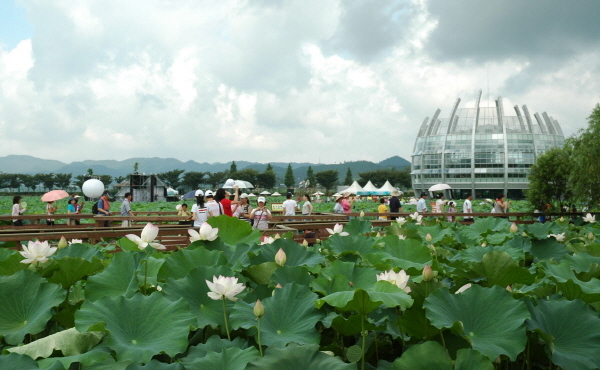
87, 168, 94, 176
157, 169, 185, 189
569, 104, 600, 202
54, 173, 72, 189
527, 146, 572, 211
99, 175, 113, 187
230, 168, 259, 187
306, 166, 316, 188
344, 167, 353, 185
358, 169, 411, 188
133, 162, 139, 173
206, 171, 228, 189
315, 170, 339, 194
256, 171, 276, 189
74, 175, 87, 190
182, 171, 206, 190
266, 163, 274, 172
284, 164, 295, 188
114, 176, 127, 185
19, 174, 39, 192
6, 174, 21, 192
230, 161, 238, 173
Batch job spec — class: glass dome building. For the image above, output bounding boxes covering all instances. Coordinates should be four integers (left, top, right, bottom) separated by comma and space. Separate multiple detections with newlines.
411, 90, 565, 200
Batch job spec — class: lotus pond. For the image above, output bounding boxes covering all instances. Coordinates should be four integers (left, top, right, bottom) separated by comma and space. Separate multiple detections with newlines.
2, 211, 600, 369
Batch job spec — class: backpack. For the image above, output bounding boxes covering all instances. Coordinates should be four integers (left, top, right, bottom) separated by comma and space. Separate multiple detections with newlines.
92, 201, 99, 214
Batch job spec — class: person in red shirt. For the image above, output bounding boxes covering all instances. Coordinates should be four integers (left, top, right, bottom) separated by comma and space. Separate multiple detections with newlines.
215, 185, 240, 216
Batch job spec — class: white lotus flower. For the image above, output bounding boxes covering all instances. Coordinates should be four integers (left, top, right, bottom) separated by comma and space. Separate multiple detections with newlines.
260, 236, 275, 245
583, 213, 596, 223
455, 283, 472, 294
126, 223, 166, 250
409, 212, 420, 220
398, 234, 407, 240
396, 217, 407, 226
20, 240, 57, 264
188, 222, 219, 242
326, 223, 349, 236
206, 275, 246, 301
68, 239, 83, 245
376, 269, 411, 293
548, 233, 566, 242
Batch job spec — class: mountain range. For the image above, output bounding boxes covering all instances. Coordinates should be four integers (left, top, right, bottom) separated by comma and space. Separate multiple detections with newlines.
0, 155, 410, 181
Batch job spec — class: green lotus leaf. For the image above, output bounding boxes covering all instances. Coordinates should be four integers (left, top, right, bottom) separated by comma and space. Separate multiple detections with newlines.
544, 262, 600, 303
184, 334, 248, 360
162, 265, 236, 329
391, 341, 453, 370
454, 348, 494, 370
245, 343, 355, 370
271, 265, 315, 286
0, 269, 66, 345
453, 245, 523, 264
506, 234, 532, 253
80, 358, 132, 370
75, 292, 195, 363
562, 252, 600, 280
47, 256, 104, 289
245, 262, 279, 285
249, 239, 325, 267
84, 251, 145, 301
36, 343, 113, 369
375, 236, 433, 274
398, 280, 446, 338
325, 234, 377, 257
319, 260, 378, 290
207, 215, 262, 245
55, 243, 104, 261
7, 327, 104, 359
182, 346, 259, 370
124, 360, 185, 370
458, 217, 508, 241
344, 218, 373, 235
230, 283, 323, 347
417, 225, 454, 244
527, 299, 600, 370
158, 246, 228, 280
424, 285, 529, 360
135, 255, 165, 287
0, 247, 28, 276
321, 312, 379, 336
484, 233, 510, 245
530, 238, 569, 262
198, 238, 259, 270
310, 274, 357, 296
525, 222, 558, 240
471, 251, 534, 287
0, 353, 65, 370
317, 282, 413, 313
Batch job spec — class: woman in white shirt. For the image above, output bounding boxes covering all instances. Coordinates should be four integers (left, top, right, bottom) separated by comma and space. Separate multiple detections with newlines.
250, 197, 272, 230
302, 194, 313, 216
191, 190, 208, 227
12, 195, 26, 226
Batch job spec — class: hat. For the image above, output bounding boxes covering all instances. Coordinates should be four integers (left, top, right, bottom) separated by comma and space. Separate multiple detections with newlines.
240, 193, 249, 199
195, 189, 204, 197
257, 196, 266, 203
343, 192, 351, 197
335, 194, 344, 201
74, 195, 80, 198
390, 189, 402, 196
205, 190, 215, 197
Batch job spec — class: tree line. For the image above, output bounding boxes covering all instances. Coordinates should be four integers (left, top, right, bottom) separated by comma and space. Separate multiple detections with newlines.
0, 161, 411, 195
528, 103, 600, 211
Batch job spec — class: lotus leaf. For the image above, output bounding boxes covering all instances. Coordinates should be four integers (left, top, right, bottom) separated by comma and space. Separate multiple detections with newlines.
0, 269, 66, 345
84, 251, 145, 301
0, 352, 64, 370
317, 281, 413, 313
544, 262, 600, 303
207, 215, 261, 245
249, 239, 325, 267
471, 251, 534, 287
0, 247, 28, 276
75, 292, 195, 363
530, 238, 569, 262
391, 341, 453, 370
181, 346, 259, 370
424, 285, 529, 360
36, 343, 113, 369
7, 327, 104, 359
325, 234, 377, 257
344, 218, 373, 235
271, 265, 315, 286
158, 246, 228, 280
48, 256, 104, 289
124, 360, 185, 369
527, 299, 600, 370
245, 343, 355, 370
230, 283, 323, 347
55, 243, 104, 261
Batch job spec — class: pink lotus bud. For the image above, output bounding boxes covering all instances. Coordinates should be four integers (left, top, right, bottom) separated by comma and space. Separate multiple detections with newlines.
510, 223, 518, 233
588, 232, 595, 240
425, 233, 433, 242
302, 239, 309, 247
422, 264, 434, 282
274, 233, 281, 239
275, 248, 286, 266
253, 299, 264, 318
57, 236, 68, 249
506, 285, 512, 292
276, 283, 282, 288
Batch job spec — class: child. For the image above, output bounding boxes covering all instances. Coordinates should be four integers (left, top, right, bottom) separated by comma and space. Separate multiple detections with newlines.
378, 198, 388, 220
447, 201, 456, 222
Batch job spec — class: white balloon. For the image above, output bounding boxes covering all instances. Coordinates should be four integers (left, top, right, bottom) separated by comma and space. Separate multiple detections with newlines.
82, 179, 105, 198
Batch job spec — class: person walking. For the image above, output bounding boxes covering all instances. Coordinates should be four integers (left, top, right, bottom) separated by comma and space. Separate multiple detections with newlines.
493, 194, 509, 218
378, 198, 388, 220
46, 201, 58, 226
417, 192, 428, 213
97, 191, 112, 227
205, 190, 223, 218
192, 190, 209, 227
121, 192, 134, 227
435, 194, 445, 213
12, 195, 26, 226
389, 189, 403, 220
282, 192, 299, 219
463, 194, 474, 224
301, 194, 313, 216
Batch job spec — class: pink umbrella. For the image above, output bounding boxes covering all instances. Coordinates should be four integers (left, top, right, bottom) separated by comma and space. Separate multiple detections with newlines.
41, 190, 70, 202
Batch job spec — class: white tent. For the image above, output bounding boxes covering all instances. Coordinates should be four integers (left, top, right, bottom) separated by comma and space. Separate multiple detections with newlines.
376, 180, 398, 195
259, 191, 271, 195
248, 193, 257, 197
271, 192, 282, 196
357, 181, 378, 195
340, 181, 363, 194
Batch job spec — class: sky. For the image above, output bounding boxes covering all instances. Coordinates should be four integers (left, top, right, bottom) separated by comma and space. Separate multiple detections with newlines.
0, 0, 599, 165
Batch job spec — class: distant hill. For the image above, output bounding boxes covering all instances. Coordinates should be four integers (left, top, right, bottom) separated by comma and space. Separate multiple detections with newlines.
0, 155, 411, 183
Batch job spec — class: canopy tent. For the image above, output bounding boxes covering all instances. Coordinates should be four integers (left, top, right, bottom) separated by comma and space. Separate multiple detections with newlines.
375, 180, 398, 196
259, 191, 271, 195
312, 191, 324, 196
271, 192, 282, 196
166, 187, 179, 196
357, 181, 378, 195
339, 181, 363, 195
248, 193, 257, 197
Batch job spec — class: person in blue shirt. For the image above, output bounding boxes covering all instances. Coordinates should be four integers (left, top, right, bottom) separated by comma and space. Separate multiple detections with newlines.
417, 192, 428, 213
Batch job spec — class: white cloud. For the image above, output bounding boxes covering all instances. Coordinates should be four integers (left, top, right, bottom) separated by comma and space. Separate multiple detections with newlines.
0, 0, 597, 166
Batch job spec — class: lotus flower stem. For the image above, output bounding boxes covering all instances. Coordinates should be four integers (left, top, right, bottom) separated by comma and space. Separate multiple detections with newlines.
361, 313, 367, 370
256, 318, 264, 357
222, 297, 231, 340
143, 257, 149, 295
395, 307, 406, 348
439, 329, 446, 351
